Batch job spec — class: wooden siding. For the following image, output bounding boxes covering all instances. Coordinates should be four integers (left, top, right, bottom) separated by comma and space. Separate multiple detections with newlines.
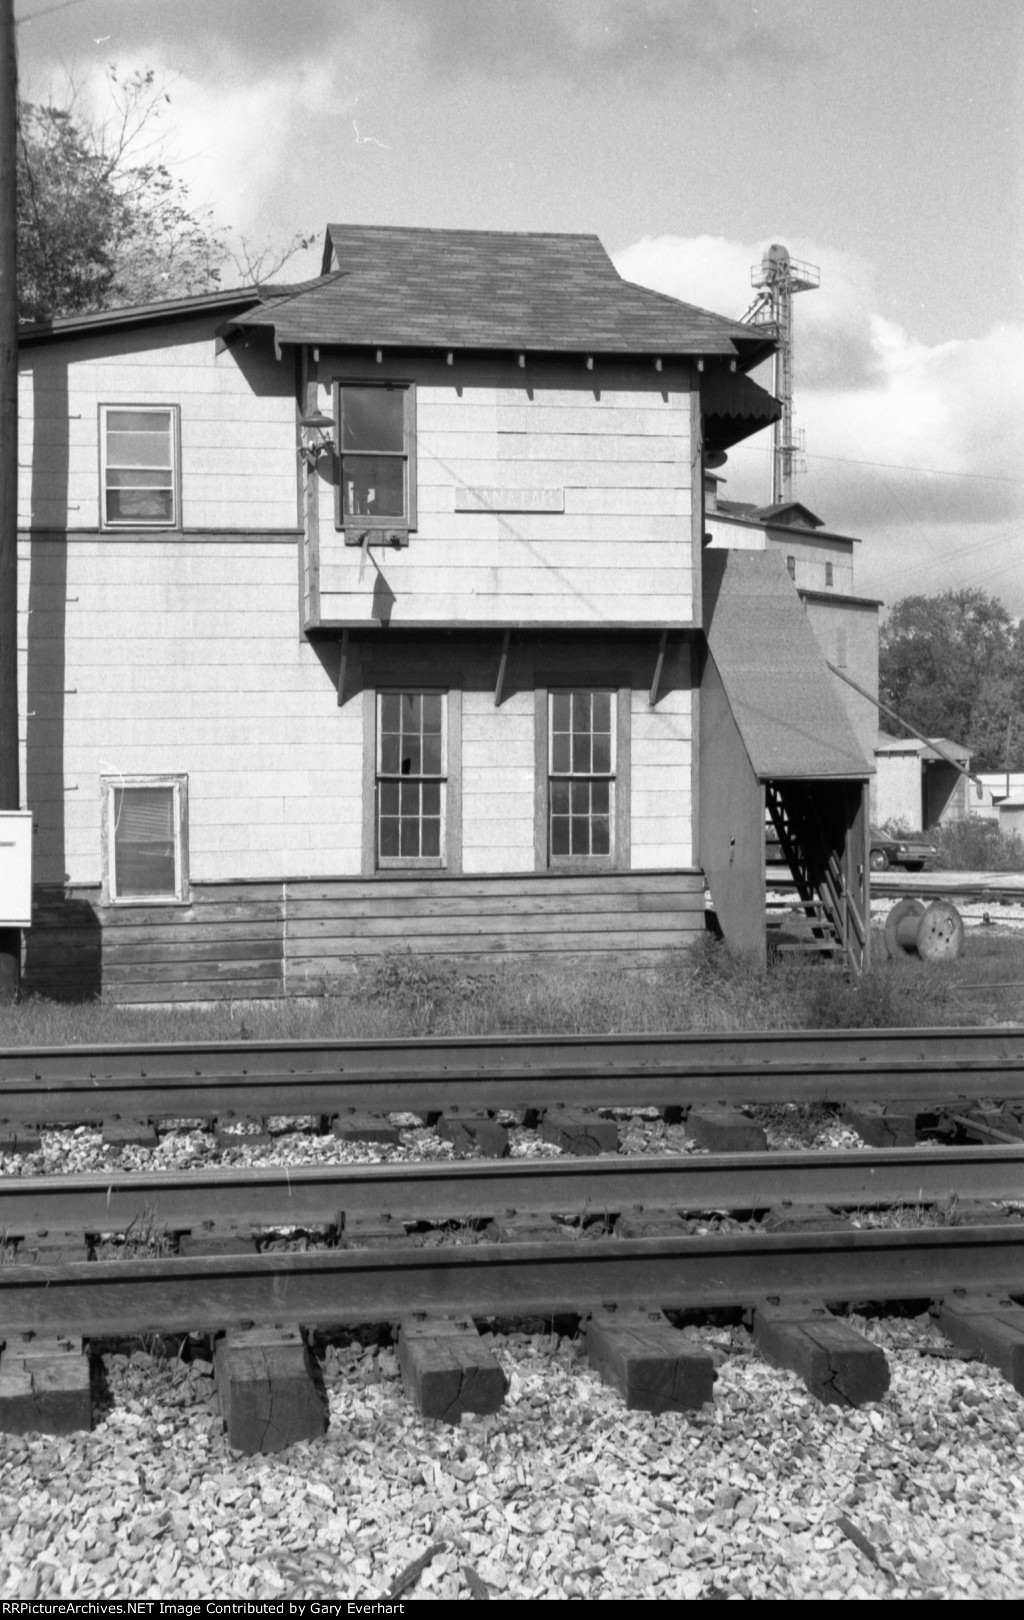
18, 320, 298, 533
24, 871, 706, 1003
313, 355, 694, 629
17, 534, 365, 888
17, 556, 694, 895
461, 689, 535, 873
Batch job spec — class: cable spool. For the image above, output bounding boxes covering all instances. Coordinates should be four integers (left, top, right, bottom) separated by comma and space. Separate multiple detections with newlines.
883, 898, 965, 963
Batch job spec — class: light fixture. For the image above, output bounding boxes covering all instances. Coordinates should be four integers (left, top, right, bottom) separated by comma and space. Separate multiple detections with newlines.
298, 410, 335, 466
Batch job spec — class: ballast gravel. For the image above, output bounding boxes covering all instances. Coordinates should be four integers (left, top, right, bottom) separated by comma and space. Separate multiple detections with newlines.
1, 1313, 1022, 1602
3, 1099, 861, 1180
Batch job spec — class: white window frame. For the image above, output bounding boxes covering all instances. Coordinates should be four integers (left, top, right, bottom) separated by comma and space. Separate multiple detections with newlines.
102, 774, 189, 905
547, 689, 617, 865
99, 404, 180, 530
375, 691, 447, 868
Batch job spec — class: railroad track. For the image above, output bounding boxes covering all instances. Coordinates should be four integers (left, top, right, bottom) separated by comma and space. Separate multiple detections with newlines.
3, 1142, 1024, 1445
2, 1143, 1024, 1230
3, 1027, 1024, 1448
2, 1026, 1024, 1129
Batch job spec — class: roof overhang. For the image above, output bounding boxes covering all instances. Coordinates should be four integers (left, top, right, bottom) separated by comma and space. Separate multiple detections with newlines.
702, 365, 781, 453
18, 287, 265, 348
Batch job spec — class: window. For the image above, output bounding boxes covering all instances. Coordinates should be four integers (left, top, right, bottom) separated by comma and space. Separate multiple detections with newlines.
548, 691, 615, 860
825, 561, 834, 587
335, 383, 416, 533
100, 406, 178, 528
786, 555, 796, 581
103, 776, 188, 903
376, 693, 446, 865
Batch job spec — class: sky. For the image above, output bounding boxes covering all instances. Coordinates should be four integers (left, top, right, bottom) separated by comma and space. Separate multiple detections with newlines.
16, 0, 1024, 615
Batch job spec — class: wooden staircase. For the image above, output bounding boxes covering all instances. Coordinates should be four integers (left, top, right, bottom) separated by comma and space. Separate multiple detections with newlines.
766, 782, 867, 973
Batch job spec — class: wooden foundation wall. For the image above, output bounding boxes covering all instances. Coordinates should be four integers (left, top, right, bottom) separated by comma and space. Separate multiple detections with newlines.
25, 870, 706, 1003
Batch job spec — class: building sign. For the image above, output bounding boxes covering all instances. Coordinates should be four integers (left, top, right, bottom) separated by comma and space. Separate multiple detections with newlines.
455, 487, 565, 513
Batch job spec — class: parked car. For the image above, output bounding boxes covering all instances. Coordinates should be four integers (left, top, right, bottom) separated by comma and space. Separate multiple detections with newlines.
868, 827, 937, 872
766, 822, 937, 872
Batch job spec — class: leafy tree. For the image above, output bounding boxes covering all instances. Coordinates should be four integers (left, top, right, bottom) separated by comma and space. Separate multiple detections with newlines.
17, 68, 226, 322
879, 588, 1024, 771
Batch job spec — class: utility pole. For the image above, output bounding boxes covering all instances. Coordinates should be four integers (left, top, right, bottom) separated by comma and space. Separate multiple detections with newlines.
0, 0, 19, 1000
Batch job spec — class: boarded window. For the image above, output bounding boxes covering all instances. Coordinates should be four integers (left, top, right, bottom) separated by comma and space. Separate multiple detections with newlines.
377, 693, 446, 864
107, 781, 185, 901
549, 691, 615, 859
101, 406, 177, 527
336, 384, 416, 529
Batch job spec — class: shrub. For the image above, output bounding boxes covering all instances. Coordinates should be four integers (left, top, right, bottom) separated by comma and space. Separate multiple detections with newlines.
932, 816, 1024, 873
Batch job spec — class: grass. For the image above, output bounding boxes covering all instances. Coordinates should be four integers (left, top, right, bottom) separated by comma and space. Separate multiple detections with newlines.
1, 930, 1023, 1048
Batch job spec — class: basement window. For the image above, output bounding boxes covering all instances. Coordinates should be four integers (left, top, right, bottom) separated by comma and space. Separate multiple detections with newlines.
376, 693, 446, 865
100, 405, 179, 528
335, 382, 417, 537
103, 776, 189, 903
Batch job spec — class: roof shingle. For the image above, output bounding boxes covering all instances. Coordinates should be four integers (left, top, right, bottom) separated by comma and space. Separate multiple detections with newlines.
228, 223, 775, 363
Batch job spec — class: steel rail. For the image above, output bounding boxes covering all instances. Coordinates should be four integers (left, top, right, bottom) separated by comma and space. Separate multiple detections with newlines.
2, 1225, 1023, 1337
2, 1145, 1023, 1234
1, 1026, 1023, 1122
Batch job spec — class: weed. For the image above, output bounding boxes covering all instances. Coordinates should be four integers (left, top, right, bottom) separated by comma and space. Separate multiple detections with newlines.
92, 1209, 173, 1261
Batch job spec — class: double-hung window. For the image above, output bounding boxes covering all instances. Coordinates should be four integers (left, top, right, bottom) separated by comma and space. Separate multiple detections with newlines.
549, 691, 615, 861
335, 383, 416, 535
100, 405, 179, 528
377, 693, 446, 865
103, 776, 189, 903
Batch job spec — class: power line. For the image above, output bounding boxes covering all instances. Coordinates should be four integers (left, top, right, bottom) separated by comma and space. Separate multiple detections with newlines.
16, 0, 87, 24
731, 439, 1024, 485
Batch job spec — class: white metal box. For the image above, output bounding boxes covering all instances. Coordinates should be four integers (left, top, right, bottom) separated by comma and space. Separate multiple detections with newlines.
0, 811, 33, 927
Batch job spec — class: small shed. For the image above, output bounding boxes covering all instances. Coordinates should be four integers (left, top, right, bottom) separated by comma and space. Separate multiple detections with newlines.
699, 550, 874, 970
997, 797, 1024, 842
873, 733, 971, 830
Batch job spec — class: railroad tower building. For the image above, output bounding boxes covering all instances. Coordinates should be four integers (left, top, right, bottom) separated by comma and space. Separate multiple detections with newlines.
16, 224, 872, 1001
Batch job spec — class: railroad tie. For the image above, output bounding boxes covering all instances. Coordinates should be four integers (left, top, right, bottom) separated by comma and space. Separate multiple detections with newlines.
101, 1117, 159, 1148
214, 1116, 273, 1146
933, 1292, 1024, 1394
332, 1110, 402, 1145
179, 1223, 258, 1257
686, 1108, 768, 1153
539, 1108, 620, 1155
841, 1103, 921, 1148
14, 1230, 89, 1264
436, 1112, 509, 1158
343, 1212, 415, 1246
214, 1325, 328, 1454
751, 1299, 890, 1407
0, 1334, 91, 1435
583, 1305, 715, 1414
0, 1122, 42, 1155
397, 1314, 508, 1423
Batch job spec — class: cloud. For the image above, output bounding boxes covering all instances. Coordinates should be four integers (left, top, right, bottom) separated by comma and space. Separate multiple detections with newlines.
616, 232, 1024, 611
614, 233, 880, 387
413, 0, 818, 83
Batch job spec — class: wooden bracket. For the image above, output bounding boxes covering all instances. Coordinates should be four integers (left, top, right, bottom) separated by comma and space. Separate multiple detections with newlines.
495, 629, 511, 707
337, 628, 349, 707
649, 628, 668, 708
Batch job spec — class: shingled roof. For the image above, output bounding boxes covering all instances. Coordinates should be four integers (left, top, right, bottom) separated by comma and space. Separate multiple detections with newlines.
226, 224, 776, 365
